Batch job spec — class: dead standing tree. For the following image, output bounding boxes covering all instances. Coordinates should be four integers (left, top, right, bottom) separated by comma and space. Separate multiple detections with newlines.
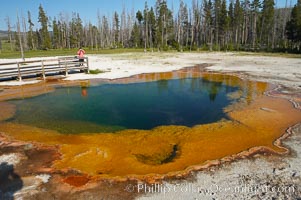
17, 11, 25, 61
5, 16, 14, 51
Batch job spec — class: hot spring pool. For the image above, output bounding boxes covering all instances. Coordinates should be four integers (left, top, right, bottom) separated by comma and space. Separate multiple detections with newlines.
1, 70, 300, 177
7, 77, 238, 134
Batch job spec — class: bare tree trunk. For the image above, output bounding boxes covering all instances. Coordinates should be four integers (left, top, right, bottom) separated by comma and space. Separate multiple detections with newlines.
209, 27, 212, 50
95, 33, 98, 50
17, 11, 25, 61
61, 12, 71, 49
161, 14, 165, 48
5, 16, 13, 51
235, 28, 238, 46
282, 0, 289, 48
259, 15, 265, 47
271, 19, 276, 49
188, 8, 192, 51
190, 24, 194, 51
244, 15, 248, 45
149, 24, 153, 51
215, 5, 219, 50
97, 10, 102, 49
252, 12, 257, 48
89, 24, 94, 50
145, 13, 148, 50
22, 13, 28, 50
178, 17, 182, 50
241, 14, 246, 45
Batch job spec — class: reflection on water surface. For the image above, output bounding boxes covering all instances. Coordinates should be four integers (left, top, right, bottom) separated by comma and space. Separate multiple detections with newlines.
8, 77, 238, 133
0, 67, 300, 178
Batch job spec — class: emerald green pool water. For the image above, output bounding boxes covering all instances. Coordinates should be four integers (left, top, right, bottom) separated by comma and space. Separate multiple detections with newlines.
8, 78, 238, 134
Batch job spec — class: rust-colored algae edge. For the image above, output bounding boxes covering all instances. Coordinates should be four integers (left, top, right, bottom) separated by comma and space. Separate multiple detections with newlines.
0, 66, 301, 184
158, 84, 301, 183
265, 85, 301, 155
67, 78, 299, 182
111, 88, 301, 183
65, 73, 301, 182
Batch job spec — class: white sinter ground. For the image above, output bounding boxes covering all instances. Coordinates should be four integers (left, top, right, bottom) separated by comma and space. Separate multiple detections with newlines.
1, 52, 301, 199
0, 52, 300, 88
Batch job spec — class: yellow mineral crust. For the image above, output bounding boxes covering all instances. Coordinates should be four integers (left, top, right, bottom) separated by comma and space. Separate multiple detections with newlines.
0, 72, 300, 179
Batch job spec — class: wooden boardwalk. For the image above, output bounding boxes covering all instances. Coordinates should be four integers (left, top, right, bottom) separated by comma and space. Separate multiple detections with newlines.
0, 56, 89, 81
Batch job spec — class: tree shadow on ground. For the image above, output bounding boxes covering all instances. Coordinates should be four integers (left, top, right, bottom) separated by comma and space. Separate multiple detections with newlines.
0, 162, 23, 200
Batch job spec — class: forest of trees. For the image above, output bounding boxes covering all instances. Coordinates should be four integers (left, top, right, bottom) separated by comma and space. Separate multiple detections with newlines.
4, 0, 301, 53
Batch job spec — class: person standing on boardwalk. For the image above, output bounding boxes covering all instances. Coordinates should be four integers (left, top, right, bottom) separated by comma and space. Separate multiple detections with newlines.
77, 47, 85, 66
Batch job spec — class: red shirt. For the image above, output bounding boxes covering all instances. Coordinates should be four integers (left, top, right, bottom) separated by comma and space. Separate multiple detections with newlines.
77, 49, 85, 58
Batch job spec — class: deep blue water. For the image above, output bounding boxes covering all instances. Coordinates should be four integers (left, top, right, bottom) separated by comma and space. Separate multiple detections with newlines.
8, 78, 238, 134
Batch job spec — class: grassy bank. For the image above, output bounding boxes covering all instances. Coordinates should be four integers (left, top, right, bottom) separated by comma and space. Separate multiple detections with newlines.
236, 51, 301, 58
1, 49, 301, 59
0, 43, 300, 59
0, 48, 147, 59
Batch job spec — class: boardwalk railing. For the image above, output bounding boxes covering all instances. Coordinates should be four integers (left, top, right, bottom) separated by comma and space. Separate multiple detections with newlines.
0, 56, 89, 81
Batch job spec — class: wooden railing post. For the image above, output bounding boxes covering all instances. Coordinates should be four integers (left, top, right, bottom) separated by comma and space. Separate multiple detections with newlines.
17, 62, 22, 81
41, 60, 46, 80
65, 58, 68, 76
58, 58, 61, 68
1, 57, 89, 82
86, 57, 90, 73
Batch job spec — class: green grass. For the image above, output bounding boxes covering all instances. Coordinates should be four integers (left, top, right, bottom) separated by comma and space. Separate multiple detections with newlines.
89, 69, 106, 74
0, 40, 147, 58
1, 48, 300, 59
235, 51, 301, 58
0, 48, 146, 59
0, 49, 74, 58
1, 40, 14, 50
1, 39, 300, 59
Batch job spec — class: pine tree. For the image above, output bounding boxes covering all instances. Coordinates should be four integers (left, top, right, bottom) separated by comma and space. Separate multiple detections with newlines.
3, 0, 297, 52
130, 22, 141, 47
155, 0, 173, 49
38, 4, 51, 49
204, 0, 214, 48
75, 13, 83, 47
148, 7, 157, 49
228, 0, 235, 48
52, 18, 59, 48
143, 2, 149, 49
234, 0, 243, 49
250, 0, 261, 48
35, 29, 42, 49
178, 0, 189, 49
241, 0, 251, 45
260, 0, 275, 48
113, 12, 120, 47
102, 16, 110, 47
214, 0, 222, 48
219, 0, 229, 49
228, 1, 234, 33
285, 0, 301, 50
135, 10, 143, 48
192, 0, 201, 48
69, 13, 83, 48
136, 10, 143, 24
